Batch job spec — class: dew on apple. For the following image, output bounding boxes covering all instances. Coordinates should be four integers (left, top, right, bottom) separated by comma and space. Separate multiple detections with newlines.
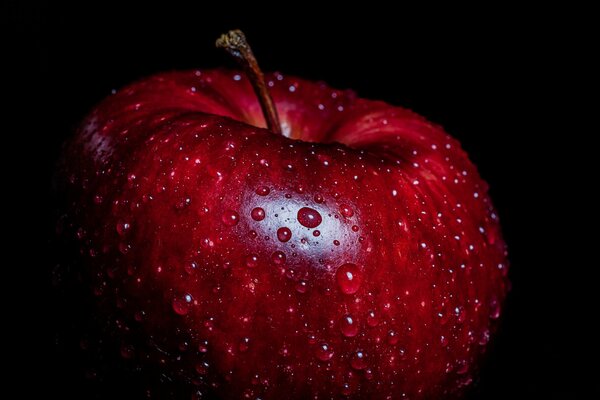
333, 240, 340, 246
195, 361, 209, 375
116, 221, 131, 236
239, 337, 250, 352
297, 207, 322, 228
245, 254, 259, 268
255, 186, 270, 196
387, 330, 399, 345
366, 310, 379, 327
221, 209, 240, 226
313, 194, 324, 203
336, 263, 362, 294
313, 230, 321, 237
277, 227, 292, 242
339, 204, 354, 218
351, 350, 368, 370
340, 314, 359, 337
271, 251, 286, 265
184, 261, 198, 275
172, 293, 193, 315
198, 340, 209, 353
295, 280, 308, 293
251, 207, 266, 221
315, 343, 334, 361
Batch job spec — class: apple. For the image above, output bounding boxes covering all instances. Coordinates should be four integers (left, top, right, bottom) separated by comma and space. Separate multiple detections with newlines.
56, 31, 509, 399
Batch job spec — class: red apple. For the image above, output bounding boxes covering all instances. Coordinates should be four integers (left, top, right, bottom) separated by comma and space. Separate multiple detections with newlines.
57, 31, 508, 399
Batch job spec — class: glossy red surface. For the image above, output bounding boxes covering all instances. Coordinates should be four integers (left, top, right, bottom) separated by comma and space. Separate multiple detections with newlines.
59, 69, 509, 399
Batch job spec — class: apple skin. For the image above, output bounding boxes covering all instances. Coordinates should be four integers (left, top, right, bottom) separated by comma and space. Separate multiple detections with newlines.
57, 69, 509, 399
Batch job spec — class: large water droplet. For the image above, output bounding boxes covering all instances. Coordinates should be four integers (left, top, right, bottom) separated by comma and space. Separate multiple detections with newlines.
340, 314, 359, 337
245, 254, 259, 268
184, 261, 198, 275
116, 221, 131, 236
339, 204, 354, 218
172, 293, 193, 315
351, 351, 367, 370
366, 310, 379, 327
251, 207, 265, 221
315, 343, 334, 361
297, 207, 322, 228
335, 263, 362, 294
239, 337, 250, 352
195, 361, 209, 375
295, 280, 308, 293
221, 210, 240, 226
387, 330, 399, 345
256, 186, 270, 196
277, 227, 292, 242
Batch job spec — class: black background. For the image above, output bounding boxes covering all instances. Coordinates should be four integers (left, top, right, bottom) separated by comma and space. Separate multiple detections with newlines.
5, 1, 596, 398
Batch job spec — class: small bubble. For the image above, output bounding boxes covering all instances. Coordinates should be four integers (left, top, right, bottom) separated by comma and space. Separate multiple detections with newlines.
333, 240, 340, 246
297, 207, 322, 228
340, 315, 359, 337
339, 204, 354, 218
277, 227, 292, 242
314, 194, 324, 203
313, 230, 321, 237
248, 230, 258, 239
351, 225, 359, 232
335, 263, 362, 294
256, 186, 270, 196
315, 343, 334, 361
251, 207, 266, 221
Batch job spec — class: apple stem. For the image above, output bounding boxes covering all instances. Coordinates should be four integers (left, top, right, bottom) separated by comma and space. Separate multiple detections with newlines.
216, 30, 282, 135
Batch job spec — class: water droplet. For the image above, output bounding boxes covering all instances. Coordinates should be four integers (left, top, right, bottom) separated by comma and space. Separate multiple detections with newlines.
221, 210, 239, 226
490, 298, 501, 319
277, 227, 292, 242
172, 293, 193, 315
239, 337, 250, 352
387, 330, 399, 345
314, 194, 324, 203
340, 314, 359, 337
351, 351, 367, 370
251, 207, 265, 221
185, 261, 198, 275
195, 361, 209, 375
339, 204, 354, 218
366, 310, 379, 327
271, 251, 286, 265
116, 221, 131, 236
256, 186, 270, 196
295, 280, 308, 293
315, 343, 334, 361
351, 225, 359, 232
297, 207, 322, 228
455, 306, 466, 323
120, 343, 134, 359
198, 340, 209, 353
313, 230, 321, 237
336, 263, 361, 294
333, 240, 340, 246
245, 254, 259, 268
248, 230, 257, 239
